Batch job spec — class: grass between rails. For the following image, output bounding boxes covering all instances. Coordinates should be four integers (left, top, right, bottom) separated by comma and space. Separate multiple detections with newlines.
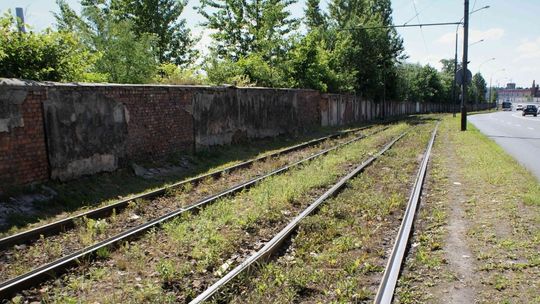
396, 114, 540, 303
1, 126, 379, 282
213, 122, 436, 303
14, 122, 415, 303
1, 123, 371, 235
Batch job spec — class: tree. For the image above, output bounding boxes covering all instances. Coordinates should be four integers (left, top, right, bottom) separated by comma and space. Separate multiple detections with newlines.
326, 0, 404, 99
55, 0, 159, 83
396, 63, 446, 103
114, 0, 198, 66
305, 0, 326, 30
286, 32, 335, 92
197, 0, 298, 61
0, 11, 96, 81
471, 72, 487, 103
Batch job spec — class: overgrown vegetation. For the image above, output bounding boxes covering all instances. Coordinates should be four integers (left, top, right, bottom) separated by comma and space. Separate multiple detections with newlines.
226, 122, 434, 303
396, 115, 540, 303
0, 1, 488, 102
22, 123, 410, 302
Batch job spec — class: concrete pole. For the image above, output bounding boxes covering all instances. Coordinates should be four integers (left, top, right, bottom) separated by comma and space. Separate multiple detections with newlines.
461, 0, 469, 131
453, 30, 458, 117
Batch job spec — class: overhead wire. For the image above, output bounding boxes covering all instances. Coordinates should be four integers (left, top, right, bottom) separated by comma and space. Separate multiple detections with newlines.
411, 0, 429, 53
402, 0, 439, 26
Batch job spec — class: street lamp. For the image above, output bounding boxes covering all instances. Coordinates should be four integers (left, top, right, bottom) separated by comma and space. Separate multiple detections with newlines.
469, 39, 485, 47
489, 68, 505, 107
452, 5, 490, 118
478, 57, 495, 71
475, 57, 495, 103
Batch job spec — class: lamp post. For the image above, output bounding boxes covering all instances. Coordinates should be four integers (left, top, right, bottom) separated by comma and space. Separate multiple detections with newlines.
453, 5, 490, 119
475, 57, 495, 103
469, 39, 485, 47
490, 68, 505, 108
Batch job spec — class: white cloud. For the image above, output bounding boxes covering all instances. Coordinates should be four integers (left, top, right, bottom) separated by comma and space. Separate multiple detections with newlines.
515, 37, 540, 60
437, 28, 504, 45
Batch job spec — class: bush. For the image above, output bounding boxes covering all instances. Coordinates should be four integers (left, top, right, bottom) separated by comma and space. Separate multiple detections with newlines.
0, 11, 97, 82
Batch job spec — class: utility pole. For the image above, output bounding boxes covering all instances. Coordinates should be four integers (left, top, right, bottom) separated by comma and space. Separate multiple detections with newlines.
452, 30, 458, 117
461, 0, 469, 131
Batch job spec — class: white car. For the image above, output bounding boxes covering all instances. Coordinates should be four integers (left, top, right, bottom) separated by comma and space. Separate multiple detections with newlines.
516, 104, 523, 111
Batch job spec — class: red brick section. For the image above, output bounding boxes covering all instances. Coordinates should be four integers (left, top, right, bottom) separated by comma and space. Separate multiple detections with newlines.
100, 86, 194, 161
0, 89, 49, 191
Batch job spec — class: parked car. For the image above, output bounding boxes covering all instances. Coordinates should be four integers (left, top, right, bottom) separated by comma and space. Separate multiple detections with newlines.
522, 105, 538, 117
516, 104, 524, 111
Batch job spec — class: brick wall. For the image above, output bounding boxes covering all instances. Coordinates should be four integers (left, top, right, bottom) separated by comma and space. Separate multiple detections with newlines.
0, 78, 496, 190
0, 88, 49, 189
99, 86, 194, 161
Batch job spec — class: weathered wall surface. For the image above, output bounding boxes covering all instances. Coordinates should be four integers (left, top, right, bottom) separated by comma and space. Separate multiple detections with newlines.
42, 85, 194, 181
192, 87, 319, 148
0, 78, 495, 189
43, 89, 129, 180
0, 84, 49, 188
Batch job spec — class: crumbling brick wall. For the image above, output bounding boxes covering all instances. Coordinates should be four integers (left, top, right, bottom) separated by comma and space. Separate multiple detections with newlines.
0, 78, 495, 190
0, 85, 49, 190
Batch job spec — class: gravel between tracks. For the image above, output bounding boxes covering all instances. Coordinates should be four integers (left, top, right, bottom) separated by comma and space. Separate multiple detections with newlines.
223, 121, 436, 303
9, 123, 411, 303
0, 127, 383, 283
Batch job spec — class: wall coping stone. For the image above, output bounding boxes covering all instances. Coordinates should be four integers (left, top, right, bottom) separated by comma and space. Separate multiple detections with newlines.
0, 78, 318, 92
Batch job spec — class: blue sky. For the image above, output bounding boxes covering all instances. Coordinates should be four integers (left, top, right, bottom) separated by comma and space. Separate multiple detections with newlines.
1, 0, 539, 87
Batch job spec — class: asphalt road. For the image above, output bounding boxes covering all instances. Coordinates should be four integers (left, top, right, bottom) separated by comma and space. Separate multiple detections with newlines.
469, 109, 540, 181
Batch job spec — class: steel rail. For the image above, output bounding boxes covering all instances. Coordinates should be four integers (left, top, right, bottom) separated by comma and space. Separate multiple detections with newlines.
373, 122, 439, 304
0, 126, 389, 299
0, 125, 373, 249
189, 130, 409, 304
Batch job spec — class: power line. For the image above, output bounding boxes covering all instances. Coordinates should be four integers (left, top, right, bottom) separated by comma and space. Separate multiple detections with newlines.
402, 0, 439, 26
342, 21, 461, 31
411, 0, 428, 52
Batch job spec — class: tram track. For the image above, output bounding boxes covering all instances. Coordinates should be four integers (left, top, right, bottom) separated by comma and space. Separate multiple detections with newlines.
0, 125, 371, 249
186, 122, 438, 304
0, 123, 393, 299
189, 130, 410, 304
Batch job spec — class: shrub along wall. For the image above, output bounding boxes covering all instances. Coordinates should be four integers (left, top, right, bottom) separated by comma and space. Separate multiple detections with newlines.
0, 78, 495, 190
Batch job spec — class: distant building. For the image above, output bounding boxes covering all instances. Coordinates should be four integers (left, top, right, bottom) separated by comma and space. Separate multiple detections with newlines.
532, 80, 540, 97
497, 80, 540, 103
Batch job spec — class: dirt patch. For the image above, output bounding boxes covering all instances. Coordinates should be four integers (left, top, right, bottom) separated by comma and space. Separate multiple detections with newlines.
435, 131, 476, 303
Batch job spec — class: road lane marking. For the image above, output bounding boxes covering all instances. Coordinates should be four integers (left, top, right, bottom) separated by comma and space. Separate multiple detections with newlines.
528, 127, 535, 130
511, 112, 540, 122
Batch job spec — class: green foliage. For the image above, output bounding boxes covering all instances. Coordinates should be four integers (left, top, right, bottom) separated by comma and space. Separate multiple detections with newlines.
470, 72, 487, 103
153, 62, 207, 85
0, 11, 96, 81
55, 0, 159, 84
286, 32, 338, 92
114, 0, 198, 66
396, 63, 446, 103
205, 53, 286, 87
324, 0, 404, 98
198, 0, 298, 87
197, 0, 298, 61
305, 0, 326, 30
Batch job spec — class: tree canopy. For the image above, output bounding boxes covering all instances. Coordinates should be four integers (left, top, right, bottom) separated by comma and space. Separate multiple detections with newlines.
0, 0, 490, 103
